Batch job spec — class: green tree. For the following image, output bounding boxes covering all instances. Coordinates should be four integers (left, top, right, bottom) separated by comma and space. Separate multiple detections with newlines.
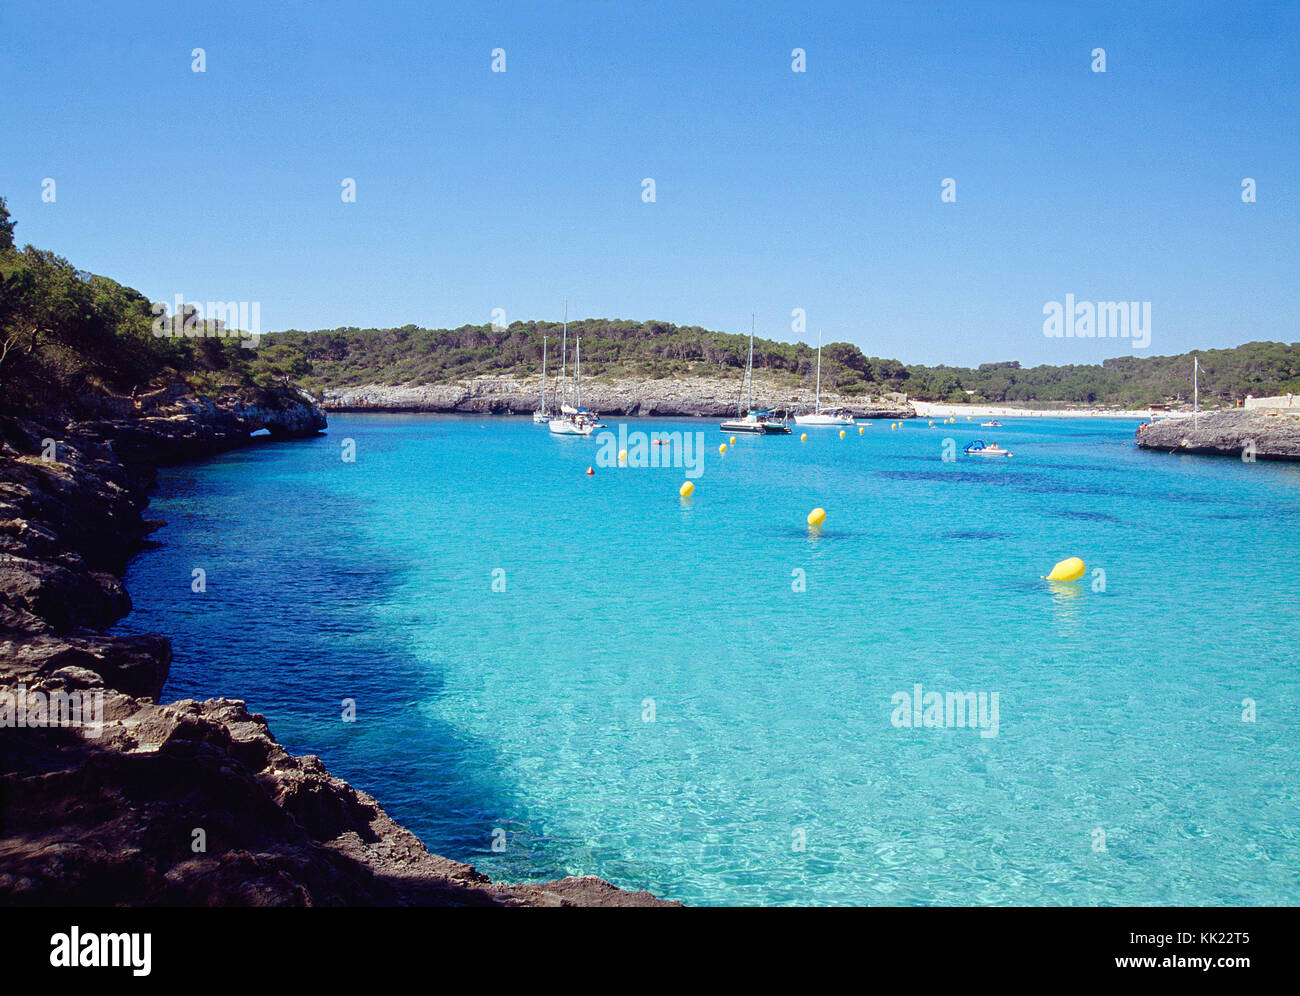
0, 196, 15, 255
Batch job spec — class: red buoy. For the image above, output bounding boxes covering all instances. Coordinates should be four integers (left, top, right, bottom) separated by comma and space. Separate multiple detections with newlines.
586, 466, 594, 475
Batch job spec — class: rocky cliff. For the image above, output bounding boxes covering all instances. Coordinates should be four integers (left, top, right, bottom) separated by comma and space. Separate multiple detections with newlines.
323, 374, 916, 419
1135, 408, 1300, 461
0, 387, 673, 906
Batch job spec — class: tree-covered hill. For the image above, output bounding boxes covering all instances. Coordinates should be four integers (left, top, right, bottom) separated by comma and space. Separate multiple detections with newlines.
3, 194, 1295, 412
0, 197, 299, 418
271, 321, 1299, 408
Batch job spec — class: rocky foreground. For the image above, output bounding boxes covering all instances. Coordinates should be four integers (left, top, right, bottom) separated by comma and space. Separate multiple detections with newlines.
322, 373, 916, 419
1135, 407, 1300, 461
0, 386, 673, 906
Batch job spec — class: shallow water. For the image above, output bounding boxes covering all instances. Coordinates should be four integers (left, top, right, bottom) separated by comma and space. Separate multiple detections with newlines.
118, 415, 1300, 905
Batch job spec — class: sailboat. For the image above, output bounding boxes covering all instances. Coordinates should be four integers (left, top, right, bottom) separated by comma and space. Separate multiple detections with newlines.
719, 316, 791, 435
532, 334, 550, 423
794, 330, 854, 426
548, 309, 604, 435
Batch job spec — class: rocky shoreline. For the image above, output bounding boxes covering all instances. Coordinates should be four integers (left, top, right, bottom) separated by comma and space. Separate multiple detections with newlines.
0, 387, 673, 906
1135, 408, 1300, 461
321, 374, 917, 419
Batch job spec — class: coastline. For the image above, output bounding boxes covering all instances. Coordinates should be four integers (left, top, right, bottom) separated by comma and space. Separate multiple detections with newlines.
0, 388, 675, 906
911, 401, 1161, 419
319, 374, 916, 419
318, 376, 1183, 422
1135, 407, 1300, 461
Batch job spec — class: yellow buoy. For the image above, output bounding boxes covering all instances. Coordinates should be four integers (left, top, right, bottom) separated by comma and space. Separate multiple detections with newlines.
800, 433, 807, 441
929, 420, 934, 427
679, 480, 695, 498
1046, 557, 1086, 582
859, 426, 865, 435
729, 435, 737, 445
807, 507, 827, 527
718, 443, 727, 454
839, 429, 846, 439
618, 448, 627, 463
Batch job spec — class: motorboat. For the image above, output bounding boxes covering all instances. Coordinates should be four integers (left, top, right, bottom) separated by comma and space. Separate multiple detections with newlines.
963, 439, 1013, 458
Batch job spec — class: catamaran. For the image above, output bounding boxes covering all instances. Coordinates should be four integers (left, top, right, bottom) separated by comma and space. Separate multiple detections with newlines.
719, 316, 792, 435
793, 330, 854, 426
532, 334, 551, 423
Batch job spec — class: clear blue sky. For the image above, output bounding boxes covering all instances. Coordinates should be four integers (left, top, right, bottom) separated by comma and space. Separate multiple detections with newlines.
1, 0, 1296, 366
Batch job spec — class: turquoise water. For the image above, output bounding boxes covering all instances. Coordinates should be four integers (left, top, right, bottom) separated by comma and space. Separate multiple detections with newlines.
118, 415, 1300, 906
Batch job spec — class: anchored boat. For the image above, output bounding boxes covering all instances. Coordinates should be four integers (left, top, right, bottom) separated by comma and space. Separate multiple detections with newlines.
794, 330, 854, 426
721, 408, 793, 434
549, 328, 605, 435
719, 315, 791, 435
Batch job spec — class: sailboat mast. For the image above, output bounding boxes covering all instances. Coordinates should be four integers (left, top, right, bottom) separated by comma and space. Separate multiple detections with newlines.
576, 337, 581, 408
540, 335, 547, 413
814, 329, 822, 413
747, 314, 755, 414
560, 301, 568, 408
1194, 356, 1199, 412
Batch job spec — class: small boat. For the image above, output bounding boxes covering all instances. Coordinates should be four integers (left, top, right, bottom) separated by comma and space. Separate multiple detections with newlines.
963, 439, 1013, 458
980, 419, 1003, 428
720, 315, 792, 435
793, 330, 854, 426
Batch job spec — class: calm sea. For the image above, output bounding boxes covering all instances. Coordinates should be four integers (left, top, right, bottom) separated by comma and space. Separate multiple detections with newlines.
117, 414, 1300, 905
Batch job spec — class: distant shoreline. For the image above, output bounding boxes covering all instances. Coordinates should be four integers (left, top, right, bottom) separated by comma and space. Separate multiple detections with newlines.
911, 401, 1164, 420
318, 383, 1170, 422
318, 376, 915, 419
314, 376, 1263, 423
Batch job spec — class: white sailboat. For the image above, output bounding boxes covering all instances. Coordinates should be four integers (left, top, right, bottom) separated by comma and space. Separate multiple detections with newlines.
719, 315, 791, 435
794, 330, 854, 426
532, 334, 551, 423
549, 308, 604, 435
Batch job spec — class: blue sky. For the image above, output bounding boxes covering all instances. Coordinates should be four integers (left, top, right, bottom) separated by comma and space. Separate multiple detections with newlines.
1, 0, 1296, 365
